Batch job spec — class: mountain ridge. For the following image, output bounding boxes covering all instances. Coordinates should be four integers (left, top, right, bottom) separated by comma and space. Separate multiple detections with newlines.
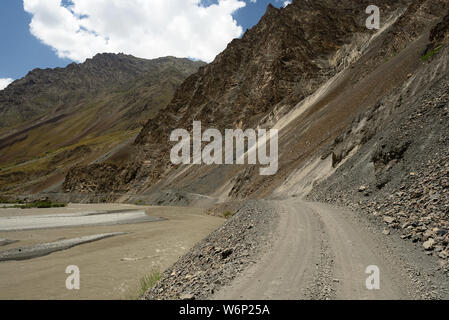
0, 53, 204, 130
0, 53, 204, 194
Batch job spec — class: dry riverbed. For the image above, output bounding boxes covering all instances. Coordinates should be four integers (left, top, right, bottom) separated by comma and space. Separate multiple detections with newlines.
0, 203, 224, 300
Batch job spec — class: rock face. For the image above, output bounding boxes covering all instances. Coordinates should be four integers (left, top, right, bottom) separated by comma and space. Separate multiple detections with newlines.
428, 12, 449, 49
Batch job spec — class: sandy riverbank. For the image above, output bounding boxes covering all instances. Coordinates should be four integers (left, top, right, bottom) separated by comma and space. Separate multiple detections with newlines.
0, 204, 224, 300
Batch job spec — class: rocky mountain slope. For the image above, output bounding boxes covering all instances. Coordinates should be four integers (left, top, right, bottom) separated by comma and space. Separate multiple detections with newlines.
56, 0, 449, 262
64, 0, 447, 203
0, 54, 204, 194
63, 0, 407, 198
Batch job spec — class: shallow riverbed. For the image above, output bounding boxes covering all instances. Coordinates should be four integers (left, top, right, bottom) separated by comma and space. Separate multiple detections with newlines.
0, 203, 224, 300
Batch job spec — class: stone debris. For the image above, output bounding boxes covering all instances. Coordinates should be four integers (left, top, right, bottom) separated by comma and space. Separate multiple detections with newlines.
143, 201, 278, 300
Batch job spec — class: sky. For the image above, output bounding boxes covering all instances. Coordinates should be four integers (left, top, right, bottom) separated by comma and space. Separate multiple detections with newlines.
0, 0, 292, 90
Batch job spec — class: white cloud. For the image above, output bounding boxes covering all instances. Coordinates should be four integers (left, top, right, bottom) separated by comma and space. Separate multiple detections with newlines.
283, 1, 291, 7
0, 78, 14, 90
23, 0, 246, 63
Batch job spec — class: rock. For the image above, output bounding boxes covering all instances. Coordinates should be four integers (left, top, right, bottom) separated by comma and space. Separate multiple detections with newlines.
221, 248, 234, 259
180, 293, 195, 300
423, 229, 434, 239
423, 238, 435, 251
383, 216, 396, 224
358, 186, 367, 192
383, 228, 391, 235
430, 193, 440, 202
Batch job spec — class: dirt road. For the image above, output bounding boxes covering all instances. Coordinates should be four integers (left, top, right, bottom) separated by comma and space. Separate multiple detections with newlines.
215, 199, 449, 300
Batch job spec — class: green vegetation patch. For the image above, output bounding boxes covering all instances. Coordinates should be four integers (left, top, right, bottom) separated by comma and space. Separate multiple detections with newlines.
223, 210, 235, 219
421, 45, 444, 62
135, 269, 161, 299
0, 197, 23, 204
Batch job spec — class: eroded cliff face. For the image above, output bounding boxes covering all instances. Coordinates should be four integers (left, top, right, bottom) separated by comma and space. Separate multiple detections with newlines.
63, 0, 447, 205
429, 11, 449, 48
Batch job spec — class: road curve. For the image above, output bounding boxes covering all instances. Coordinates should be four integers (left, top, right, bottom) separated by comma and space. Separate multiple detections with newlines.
214, 199, 448, 300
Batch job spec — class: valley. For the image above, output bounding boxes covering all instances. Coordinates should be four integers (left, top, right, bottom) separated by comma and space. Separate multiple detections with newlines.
0, 0, 448, 301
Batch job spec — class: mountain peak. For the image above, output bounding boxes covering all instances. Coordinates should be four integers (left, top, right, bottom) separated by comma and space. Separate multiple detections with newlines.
0, 54, 204, 129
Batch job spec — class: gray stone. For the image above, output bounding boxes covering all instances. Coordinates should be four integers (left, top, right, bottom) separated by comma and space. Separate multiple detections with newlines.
423, 238, 435, 251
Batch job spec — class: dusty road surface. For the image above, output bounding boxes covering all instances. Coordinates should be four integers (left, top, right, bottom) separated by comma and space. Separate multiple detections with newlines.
215, 199, 449, 300
0, 204, 224, 300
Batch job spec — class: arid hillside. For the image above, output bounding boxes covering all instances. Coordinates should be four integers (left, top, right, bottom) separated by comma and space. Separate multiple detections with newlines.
0, 54, 204, 194
63, 0, 447, 206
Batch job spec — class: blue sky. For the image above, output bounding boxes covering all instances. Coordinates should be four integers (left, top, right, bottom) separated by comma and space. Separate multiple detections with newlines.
0, 0, 290, 84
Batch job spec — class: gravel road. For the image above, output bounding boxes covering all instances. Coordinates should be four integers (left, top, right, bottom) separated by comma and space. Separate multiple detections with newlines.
209, 199, 449, 300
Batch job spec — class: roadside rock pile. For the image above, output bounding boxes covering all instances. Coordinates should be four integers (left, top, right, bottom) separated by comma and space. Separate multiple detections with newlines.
354, 151, 448, 266
144, 201, 278, 300
309, 54, 449, 273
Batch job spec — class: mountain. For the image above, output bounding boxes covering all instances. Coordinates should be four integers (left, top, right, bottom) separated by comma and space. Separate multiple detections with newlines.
63, 0, 373, 198
62, 0, 424, 198
0, 53, 203, 130
0, 54, 204, 194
